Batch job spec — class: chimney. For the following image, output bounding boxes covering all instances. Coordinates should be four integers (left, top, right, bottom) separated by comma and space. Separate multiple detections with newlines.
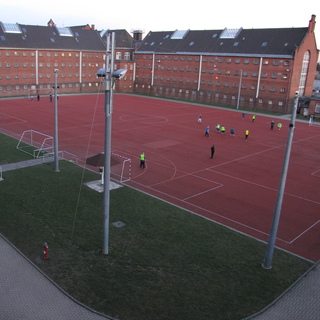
133, 30, 143, 41
308, 14, 316, 33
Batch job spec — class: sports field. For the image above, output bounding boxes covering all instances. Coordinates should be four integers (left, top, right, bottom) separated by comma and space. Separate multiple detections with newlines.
1, 94, 319, 262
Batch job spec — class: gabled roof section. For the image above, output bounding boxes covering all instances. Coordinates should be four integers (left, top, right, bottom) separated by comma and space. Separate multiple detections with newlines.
136, 27, 309, 58
101, 29, 134, 48
0, 22, 106, 51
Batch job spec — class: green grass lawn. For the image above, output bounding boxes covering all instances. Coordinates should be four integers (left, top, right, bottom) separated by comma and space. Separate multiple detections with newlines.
0, 133, 312, 320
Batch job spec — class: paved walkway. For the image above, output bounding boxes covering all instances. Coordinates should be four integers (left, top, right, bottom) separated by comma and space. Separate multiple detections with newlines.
0, 156, 54, 172
245, 261, 320, 320
1, 158, 319, 319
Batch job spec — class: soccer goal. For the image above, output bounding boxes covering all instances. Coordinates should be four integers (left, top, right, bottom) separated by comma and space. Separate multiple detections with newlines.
111, 153, 132, 183
17, 130, 53, 158
27, 86, 53, 101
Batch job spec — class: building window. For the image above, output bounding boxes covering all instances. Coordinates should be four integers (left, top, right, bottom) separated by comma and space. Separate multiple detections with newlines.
298, 51, 310, 95
124, 52, 130, 60
116, 52, 122, 59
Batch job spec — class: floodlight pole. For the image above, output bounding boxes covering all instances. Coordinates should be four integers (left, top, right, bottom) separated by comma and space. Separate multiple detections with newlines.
236, 69, 242, 110
102, 32, 115, 255
262, 92, 299, 269
53, 69, 59, 172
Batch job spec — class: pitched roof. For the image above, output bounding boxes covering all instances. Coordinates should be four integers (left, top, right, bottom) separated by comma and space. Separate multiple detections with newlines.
136, 27, 309, 58
0, 22, 106, 51
107, 29, 135, 48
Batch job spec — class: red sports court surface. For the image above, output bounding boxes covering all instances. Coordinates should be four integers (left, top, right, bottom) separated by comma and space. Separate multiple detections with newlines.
1, 94, 319, 262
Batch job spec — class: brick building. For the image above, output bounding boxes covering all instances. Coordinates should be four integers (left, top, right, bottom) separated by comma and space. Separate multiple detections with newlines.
0, 20, 136, 97
134, 15, 319, 114
0, 16, 319, 115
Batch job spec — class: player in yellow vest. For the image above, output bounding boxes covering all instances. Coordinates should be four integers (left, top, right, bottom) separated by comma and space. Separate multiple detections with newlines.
140, 152, 146, 168
245, 130, 250, 141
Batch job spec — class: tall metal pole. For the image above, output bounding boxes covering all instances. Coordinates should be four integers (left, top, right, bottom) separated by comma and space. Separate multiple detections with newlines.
102, 32, 115, 255
262, 93, 299, 269
236, 69, 242, 110
53, 69, 59, 172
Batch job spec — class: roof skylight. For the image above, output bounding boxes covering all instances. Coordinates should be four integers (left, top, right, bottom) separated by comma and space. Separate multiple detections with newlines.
1, 22, 22, 33
171, 30, 189, 39
56, 26, 73, 37
220, 28, 242, 39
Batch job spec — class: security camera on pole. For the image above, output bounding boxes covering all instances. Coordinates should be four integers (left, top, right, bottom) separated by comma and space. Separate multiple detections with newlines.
96, 32, 127, 255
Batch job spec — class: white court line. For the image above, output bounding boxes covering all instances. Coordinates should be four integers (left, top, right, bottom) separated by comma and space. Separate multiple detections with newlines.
182, 184, 223, 201
311, 169, 320, 176
208, 169, 320, 206
289, 220, 320, 244
125, 179, 283, 241
0, 112, 28, 124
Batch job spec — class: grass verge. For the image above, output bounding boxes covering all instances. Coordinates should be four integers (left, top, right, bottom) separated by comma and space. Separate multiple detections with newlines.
0, 133, 312, 320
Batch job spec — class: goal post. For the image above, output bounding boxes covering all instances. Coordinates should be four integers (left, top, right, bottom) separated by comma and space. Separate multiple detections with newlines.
17, 130, 53, 158
110, 153, 132, 183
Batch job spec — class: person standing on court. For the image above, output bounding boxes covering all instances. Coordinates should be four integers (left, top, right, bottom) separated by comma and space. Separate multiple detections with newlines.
140, 152, 146, 169
198, 114, 202, 124
221, 126, 226, 134
252, 114, 256, 122
245, 129, 250, 141
215, 124, 220, 133
277, 122, 282, 133
230, 127, 235, 136
270, 120, 275, 130
204, 125, 210, 137
210, 145, 215, 159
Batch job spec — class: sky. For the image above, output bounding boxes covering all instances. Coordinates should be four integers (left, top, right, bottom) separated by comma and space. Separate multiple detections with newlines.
0, 0, 319, 49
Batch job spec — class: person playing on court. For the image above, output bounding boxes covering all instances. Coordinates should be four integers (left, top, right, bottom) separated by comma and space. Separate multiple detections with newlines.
215, 124, 220, 133
221, 126, 226, 134
140, 152, 146, 169
210, 145, 215, 159
204, 125, 210, 137
245, 129, 250, 141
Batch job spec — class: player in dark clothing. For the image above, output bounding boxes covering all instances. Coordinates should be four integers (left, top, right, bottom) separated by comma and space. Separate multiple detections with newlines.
210, 145, 215, 159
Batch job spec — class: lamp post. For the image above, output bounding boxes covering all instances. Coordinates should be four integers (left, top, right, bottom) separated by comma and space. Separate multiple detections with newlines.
262, 92, 299, 269
53, 69, 59, 172
97, 32, 127, 255
236, 69, 242, 110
